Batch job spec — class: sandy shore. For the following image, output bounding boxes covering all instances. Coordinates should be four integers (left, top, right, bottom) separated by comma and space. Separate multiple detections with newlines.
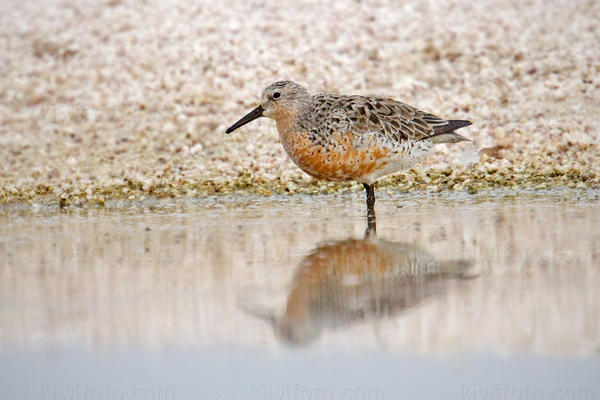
1, 0, 598, 205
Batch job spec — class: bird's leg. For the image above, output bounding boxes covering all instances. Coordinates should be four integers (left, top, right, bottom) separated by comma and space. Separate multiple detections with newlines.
363, 183, 377, 237
364, 182, 376, 216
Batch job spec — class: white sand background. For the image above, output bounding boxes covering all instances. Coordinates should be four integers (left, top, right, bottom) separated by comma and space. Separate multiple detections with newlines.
0, 0, 598, 201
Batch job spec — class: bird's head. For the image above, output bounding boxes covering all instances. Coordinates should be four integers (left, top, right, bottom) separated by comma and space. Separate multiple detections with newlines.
225, 81, 311, 134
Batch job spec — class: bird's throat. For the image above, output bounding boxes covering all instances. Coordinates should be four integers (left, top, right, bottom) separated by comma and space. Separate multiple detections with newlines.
274, 108, 298, 136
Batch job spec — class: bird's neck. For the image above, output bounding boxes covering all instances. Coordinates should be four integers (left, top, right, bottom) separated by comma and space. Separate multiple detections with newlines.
274, 108, 298, 135
274, 100, 314, 136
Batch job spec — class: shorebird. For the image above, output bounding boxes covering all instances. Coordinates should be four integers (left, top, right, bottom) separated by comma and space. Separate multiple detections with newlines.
226, 81, 471, 226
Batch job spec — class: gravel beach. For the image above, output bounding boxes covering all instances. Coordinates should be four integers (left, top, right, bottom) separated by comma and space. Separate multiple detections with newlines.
1, 0, 598, 205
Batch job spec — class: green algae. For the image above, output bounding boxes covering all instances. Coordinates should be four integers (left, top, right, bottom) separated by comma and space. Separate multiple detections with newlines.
1, 161, 598, 208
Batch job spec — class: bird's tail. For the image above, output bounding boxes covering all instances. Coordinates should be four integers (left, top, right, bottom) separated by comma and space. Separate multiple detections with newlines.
427, 120, 472, 143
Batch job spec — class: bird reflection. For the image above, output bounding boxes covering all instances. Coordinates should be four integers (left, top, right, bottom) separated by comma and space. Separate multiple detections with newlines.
243, 218, 474, 346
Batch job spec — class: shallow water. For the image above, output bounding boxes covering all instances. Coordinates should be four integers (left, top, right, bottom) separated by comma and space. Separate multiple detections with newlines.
1, 191, 599, 399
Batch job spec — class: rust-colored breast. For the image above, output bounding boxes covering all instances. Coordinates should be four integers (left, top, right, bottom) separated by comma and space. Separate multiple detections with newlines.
281, 130, 390, 181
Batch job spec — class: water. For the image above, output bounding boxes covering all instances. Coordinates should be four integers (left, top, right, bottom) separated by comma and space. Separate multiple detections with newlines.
1, 190, 599, 399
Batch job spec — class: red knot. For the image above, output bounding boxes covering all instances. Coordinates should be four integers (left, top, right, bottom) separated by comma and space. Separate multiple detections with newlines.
226, 81, 471, 225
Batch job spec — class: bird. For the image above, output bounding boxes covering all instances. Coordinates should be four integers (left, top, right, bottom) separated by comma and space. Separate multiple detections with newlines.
225, 81, 471, 225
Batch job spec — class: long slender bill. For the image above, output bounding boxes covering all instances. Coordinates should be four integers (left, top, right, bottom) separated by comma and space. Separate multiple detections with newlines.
225, 105, 264, 134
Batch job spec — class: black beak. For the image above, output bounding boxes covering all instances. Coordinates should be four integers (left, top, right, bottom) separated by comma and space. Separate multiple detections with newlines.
225, 105, 264, 134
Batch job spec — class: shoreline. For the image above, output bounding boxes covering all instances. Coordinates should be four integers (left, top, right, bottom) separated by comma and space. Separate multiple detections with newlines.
2, 162, 598, 208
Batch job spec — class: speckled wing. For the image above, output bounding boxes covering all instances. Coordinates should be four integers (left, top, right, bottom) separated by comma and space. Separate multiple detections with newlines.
310, 94, 453, 147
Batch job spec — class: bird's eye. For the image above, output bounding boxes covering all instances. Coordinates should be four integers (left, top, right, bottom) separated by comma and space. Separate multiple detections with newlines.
272, 92, 281, 99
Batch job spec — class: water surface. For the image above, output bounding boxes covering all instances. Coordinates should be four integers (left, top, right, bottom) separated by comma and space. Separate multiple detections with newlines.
1, 191, 599, 398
